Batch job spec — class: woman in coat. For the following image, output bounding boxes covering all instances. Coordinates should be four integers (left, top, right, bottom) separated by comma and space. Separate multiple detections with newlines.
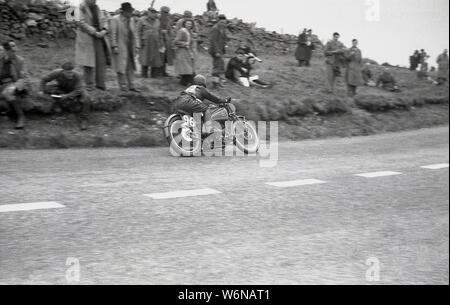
344, 39, 364, 97
174, 19, 196, 86
136, 8, 163, 78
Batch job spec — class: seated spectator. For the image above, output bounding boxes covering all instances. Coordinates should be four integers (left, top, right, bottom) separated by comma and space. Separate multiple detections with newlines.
40, 62, 91, 130
376, 68, 400, 92
0, 40, 29, 129
225, 47, 270, 88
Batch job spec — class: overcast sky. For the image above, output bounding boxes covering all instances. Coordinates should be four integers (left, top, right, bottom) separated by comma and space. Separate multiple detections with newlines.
71, 0, 449, 66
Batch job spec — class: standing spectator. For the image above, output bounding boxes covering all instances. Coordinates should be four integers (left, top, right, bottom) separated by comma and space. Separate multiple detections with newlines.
176, 11, 199, 32
436, 49, 449, 85
75, 0, 111, 91
174, 19, 196, 86
418, 56, 430, 80
110, 2, 140, 92
295, 29, 309, 67
324, 32, 346, 93
409, 50, 420, 71
136, 7, 163, 78
0, 40, 29, 129
159, 6, 174, 77
209, 15, 228, 88
207, 0, 218, 12
39, 62, 91, 130
206, 0, 219, 21
419, 49, 428, 64
344, 39, 364, 97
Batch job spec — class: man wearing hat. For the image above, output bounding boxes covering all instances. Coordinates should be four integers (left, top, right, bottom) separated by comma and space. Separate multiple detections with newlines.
40, 62, 91, 130
0, 40, 29, 129
136, 7, 163, 78
209, 14, 228, 88
110, 2, 140, 92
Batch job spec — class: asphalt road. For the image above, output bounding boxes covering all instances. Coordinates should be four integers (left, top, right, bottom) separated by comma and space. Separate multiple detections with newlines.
0, 127, 449, 285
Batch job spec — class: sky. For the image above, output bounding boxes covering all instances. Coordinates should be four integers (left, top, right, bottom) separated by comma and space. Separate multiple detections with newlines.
70, 0, 449, 66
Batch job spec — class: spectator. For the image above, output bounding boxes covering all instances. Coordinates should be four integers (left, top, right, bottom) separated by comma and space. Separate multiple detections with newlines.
206, 0, 219, 22
176, 11, 199, 32
110, 2, 140, 92
409, 50, 420, 71
174, 19, 196, 86
225, 47, 269, 88
39, 62, 91, 130
0, 40, 29, 129
362, 63, 375, 86
419, 49, 428, 64
75, 0, 111, 91
136, 7, 163, 78
209, 14, 228, 88
376, 68, 400, 92
295, 29, 311, 67
417, 56, 430, 80
159, 6, 174, 77
323, 32, 346, 93
436, 49, 449, 85
344, 39, 364, 97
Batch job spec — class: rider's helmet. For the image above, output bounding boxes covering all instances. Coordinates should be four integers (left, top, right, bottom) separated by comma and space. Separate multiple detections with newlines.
193, 74, 207, 87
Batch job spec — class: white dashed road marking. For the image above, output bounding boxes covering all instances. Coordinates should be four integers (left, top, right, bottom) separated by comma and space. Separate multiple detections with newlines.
354, 171, 402, 178
144, 188, 222, 200
0, 202, 65, 213
421, 163, 449, 170
266, 179, 327, 188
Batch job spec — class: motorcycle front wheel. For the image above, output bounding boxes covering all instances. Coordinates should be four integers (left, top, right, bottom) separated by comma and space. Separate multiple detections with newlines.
234, 119, 260, 154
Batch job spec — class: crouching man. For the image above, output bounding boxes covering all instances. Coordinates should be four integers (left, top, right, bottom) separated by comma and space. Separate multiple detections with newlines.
0, 41, 30, 130
225, 47, 270, 88
40, 62, 91, 130
376, 68, 401, 92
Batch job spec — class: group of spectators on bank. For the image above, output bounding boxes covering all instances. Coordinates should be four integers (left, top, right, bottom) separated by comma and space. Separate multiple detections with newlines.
1, 0, 449, 131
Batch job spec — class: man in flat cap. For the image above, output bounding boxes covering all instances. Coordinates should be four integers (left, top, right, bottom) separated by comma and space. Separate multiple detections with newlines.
110, 2, 140, 92
40, 62, 92, 130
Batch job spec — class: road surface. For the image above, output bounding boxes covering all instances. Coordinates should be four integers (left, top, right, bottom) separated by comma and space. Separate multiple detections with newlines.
0, 127, 449, 285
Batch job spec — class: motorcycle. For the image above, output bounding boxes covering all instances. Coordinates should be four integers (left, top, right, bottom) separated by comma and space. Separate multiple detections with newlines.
163, 100, 260, 157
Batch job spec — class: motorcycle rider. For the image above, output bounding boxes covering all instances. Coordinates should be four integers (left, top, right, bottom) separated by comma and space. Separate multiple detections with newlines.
172, 74, 234, 124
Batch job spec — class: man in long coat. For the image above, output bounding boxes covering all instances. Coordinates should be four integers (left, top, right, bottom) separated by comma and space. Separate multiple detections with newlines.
209, 15, 228, 88
75, 0, 111, 91
136, 7, 163, 78
324, 32, 346, 94
295, 29, 309, 67
344, 39, 364, 97
159, 6, 174, 77
110, 2, 140, 92
436, 49, 449, 85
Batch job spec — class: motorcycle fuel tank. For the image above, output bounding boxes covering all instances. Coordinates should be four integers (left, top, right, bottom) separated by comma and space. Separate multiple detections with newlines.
210, 108, 229, 121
